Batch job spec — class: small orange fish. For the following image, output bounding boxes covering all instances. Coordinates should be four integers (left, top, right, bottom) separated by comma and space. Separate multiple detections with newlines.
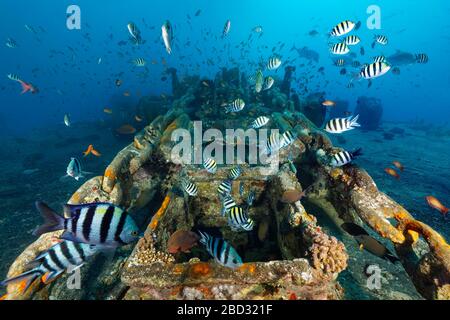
135, 115, 143, 122
83, 144, 93, 156
384, 168, 400, 179
322, 100, 336, 107
123, 91, 131, 97
91, 149, 101, 157
116, 124, 137, 135
83, 145, 101, 157
103, 108, 113, 114
426, 196, 448, 215
392, 161, 404, 172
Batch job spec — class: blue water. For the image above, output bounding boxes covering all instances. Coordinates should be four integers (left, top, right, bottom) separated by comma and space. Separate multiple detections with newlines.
1, 0, 449, 134
0, 0, 449, 299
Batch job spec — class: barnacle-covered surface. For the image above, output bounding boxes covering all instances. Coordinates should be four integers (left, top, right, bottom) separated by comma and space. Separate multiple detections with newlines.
3, 66, 449, 300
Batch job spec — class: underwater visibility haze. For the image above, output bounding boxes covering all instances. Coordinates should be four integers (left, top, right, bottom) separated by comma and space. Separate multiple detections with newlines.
0, 0, 449, 301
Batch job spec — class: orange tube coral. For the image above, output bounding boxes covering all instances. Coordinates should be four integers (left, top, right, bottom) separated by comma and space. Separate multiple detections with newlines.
149, 195, 171, 231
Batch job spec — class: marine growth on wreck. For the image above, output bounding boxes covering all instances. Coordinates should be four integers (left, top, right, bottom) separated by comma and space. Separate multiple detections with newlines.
0, 1, 449, 303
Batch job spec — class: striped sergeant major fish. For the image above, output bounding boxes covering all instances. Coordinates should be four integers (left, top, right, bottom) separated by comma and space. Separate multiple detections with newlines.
372, 35, 388, 48
5, 38, 17, 48
329, 42, 350, 55
221, 195, 237, 216
228, 165, 242, 180
267, 56, 282, 70
132, 58, 146, 67
182, 179, 198, 196
373, 55, 387, 63
324, 115, 360, 134
279, 130, 297, 149
344, 35, 360, 46
228, 206, 254, 232
33, 202, 140, 248
330, 20, 361, 37
254, 69, 264, 93
161, 20, 173, 54
359, 62, 391, 80
415, 53, 429, 64
7, 73, 21, 82
262, 76, 274, 90
217, 180, 232, 197
222, 19, 231, 38
330, 148, 363, 167
64, 157, 92, 181
127, 22, 141, 41
198, 231, 243, 269
352, 60, 361, 68
0, 241, 98, 293
335, 59, 345, 67
203, 158, 217, 174
225, 98, 245, 113
265, 131, 281, 155
250, 116, 270, 129
246, 190, 256, 207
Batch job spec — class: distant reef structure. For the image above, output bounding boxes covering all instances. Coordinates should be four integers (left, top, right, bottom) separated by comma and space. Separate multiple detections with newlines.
3, 66, 449, 301
355, 96, 383, 130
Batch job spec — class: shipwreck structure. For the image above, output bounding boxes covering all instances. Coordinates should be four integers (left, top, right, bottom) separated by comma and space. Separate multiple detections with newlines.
3, 67, 449, 300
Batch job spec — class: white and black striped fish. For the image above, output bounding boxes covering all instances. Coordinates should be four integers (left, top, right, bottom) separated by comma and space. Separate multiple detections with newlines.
5, 38, 17, 48
65, 157, 91, 181
221, 196, 237, 216
372, 35, 388, 48
198, 231, 243, 268
330, 20, 360, 37
217, 180, 232, 197
330, 42, 350, 55
330, 148, 363, 167
222, 19, 231, 38
263, 76, 275, 90
267, 56, 282, 70
415, 53, 428, 64
7, 73, 21, 82
325, 115, 360, 134
352, 60, 361, 68
359, 62, 391, 79
229, 166, 242, 180
132, 58, 146, 67
254, 69, 264, 93
33, 202, 140, 248
127, 22, 141, 40
203, 158, 217, 174
225, 98, 245, 113
280, 130, 297, 148
373, 55, 386, 63
0, 241, 97, 292
344, 35, 360, 46
182, 179, 198, 196
265, 131, 281, 155
228, 206, 254, 232
335, 59, 345, 67
246, 190, 256, 207
250, 116, 270, 129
